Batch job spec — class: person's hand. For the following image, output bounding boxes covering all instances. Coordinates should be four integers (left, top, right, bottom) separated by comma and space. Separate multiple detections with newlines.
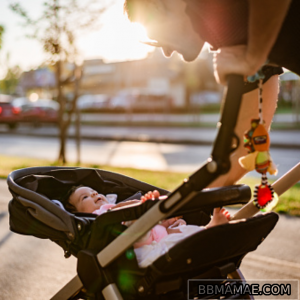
213, 45, 262, 85
206, 207, 231, 228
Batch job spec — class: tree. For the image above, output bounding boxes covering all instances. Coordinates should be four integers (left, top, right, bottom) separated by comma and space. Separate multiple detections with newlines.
0, 62, 22, 94
0, 26, 22, 94
10, 0, 110, 164
0, 25, 4, 50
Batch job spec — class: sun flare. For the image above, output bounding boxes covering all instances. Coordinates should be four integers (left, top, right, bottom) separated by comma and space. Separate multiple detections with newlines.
0, 0, 155, 75
127, 22, 150, 43
99, 17, 152, 61
77, 1, 153, 63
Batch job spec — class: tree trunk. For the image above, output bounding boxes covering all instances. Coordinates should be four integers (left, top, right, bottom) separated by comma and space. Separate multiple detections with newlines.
55, 60, 67, 164
56, 61, 82, 164
58, 124, 67, 164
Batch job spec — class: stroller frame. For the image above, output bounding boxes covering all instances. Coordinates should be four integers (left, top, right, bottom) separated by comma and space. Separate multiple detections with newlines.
95, 75, 245, 269
7, 75, 280, 299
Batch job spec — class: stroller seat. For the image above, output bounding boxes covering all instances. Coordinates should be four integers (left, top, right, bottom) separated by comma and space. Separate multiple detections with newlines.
7, 166, 278, 300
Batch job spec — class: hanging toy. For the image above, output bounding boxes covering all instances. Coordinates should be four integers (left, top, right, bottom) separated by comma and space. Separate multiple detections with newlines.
253, 174, 275, 209
239, 118, 277, 175
239, 79, 278, 209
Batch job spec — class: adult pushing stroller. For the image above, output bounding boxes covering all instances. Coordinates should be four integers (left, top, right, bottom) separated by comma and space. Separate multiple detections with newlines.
7, 76, 281, 299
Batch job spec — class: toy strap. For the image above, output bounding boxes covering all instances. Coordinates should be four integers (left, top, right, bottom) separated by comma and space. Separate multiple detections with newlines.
258, 79, 263, 123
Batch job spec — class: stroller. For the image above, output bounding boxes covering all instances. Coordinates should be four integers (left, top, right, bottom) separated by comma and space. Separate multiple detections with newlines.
7, 75, 281, 299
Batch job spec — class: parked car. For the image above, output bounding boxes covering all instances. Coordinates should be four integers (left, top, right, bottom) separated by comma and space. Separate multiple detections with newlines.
190, 91, 221, 107
77, 94, 110, 111
131, 94, 172, 112
20, 99, 59, 125
11, 97, 30, 108
0, 94, 20, 129
109, 94, 133, 111
12, 98, 59, 126
0, 97, 21, 129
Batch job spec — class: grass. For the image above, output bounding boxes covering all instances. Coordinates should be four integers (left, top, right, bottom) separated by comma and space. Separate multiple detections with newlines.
1, 154, 299, 216
270, 123, 300, 130
275, 107, 293, 114
0, 155, 189, 191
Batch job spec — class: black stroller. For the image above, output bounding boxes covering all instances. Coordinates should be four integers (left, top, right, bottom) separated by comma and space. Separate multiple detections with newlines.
7, 76, 280, 299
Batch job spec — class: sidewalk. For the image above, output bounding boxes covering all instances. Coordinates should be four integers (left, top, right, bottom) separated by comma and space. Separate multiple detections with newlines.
1, 122, 299, 149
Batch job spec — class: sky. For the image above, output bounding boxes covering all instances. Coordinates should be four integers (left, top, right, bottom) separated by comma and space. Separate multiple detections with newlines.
0, 0, 154, 79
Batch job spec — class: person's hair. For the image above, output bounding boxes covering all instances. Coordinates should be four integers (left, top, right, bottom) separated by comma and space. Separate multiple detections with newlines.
60, 185, 83, 213
124, 0, 140, 21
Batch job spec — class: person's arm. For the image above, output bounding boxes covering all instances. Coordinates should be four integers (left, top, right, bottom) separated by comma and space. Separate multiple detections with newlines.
246, 0, 292, 74
214, 0, 291, 85
208, 75, 279, 187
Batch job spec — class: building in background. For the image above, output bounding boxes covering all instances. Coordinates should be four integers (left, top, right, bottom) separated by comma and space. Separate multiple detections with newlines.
18, 49, 220, 110
81, 48, 219, 110
18, 67, 56, 100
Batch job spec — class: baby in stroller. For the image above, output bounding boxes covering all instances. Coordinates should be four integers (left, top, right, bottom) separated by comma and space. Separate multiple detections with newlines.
62, 185, 231, 267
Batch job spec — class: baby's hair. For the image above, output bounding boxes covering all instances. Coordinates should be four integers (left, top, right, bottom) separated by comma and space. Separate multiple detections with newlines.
60, 185, 83, 213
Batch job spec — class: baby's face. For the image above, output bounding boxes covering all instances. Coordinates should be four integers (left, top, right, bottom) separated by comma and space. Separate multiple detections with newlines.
69, 187, 108, 213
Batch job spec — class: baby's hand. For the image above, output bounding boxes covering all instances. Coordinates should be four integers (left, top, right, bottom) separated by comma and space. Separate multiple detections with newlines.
206, 208, 231, 229
166, 219, 186, 234
160, 216, 184, 228
141, 190, 160, 202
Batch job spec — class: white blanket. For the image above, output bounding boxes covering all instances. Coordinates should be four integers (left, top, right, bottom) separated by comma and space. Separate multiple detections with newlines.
134, 224, 205, 268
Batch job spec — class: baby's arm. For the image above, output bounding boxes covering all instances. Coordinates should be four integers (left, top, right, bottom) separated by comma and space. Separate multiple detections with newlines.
112, 190, 161, 211
116, 190, 183, 231
141, 190, 186, 230
111, 200, 141, 210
